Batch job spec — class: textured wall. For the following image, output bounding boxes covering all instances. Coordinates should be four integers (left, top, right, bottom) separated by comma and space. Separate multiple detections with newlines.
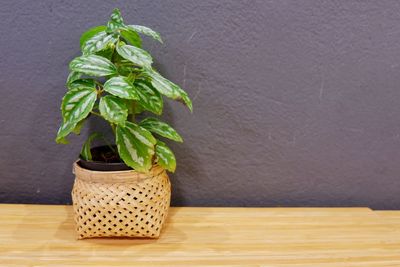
1, 0, 400, 209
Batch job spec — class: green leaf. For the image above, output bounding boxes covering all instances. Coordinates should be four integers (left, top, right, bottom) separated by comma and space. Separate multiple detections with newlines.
134, 80, 163, 115
120, 28, 142, 47
146, 69, 192, 111
72, 119, 85, 135
56, 120, 77, 144
82, 31, 117, 55
177, 86, 193, 112
155, 140, 176, 172
145, 69, 179, 98
67, 79, 96, 91
140, 117, 182, 142
116, 44, 152, 68
61, 87, 97, 123
56, 137, 69, 145
103, 76, 139, 100
80, 25, 107, 49
116, 64, 132, 76
99, 95, 128, 126
55, 117, 86, 144
126, 99, 145, 114
69, 55, 117, 77
107, 8, 125, 33
66, 71, 82, 85
116, 122, 156, 172
127, 25, 163, 43
80, 132, 103, 161
95, 44, 115, 60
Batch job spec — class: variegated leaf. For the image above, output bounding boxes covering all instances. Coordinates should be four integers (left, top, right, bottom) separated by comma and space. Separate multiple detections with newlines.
126, 99, 145, 114
80, 132, 103, 161
155, 140, 176, 172
116, 64, 132, 76
120, 28, 142, 47
82, 31, 117, 55
66, 71, 82, 85
176, 86, 193, 111
145, 69, 180, 98
116, 44, 152, 68
107, 8, 124, 32
69, 55, 117, 77
127, 25, 163, 43
55, 120, 77, 144
67, 79, 96, 91
99, 95, 128, 126
56, 116, 87, 143
103, 76, 139, 100
116, 122, 156, 172
80, 25, 107, 48
72, 119, 85, 135
61, 88, 97, 123
140, 117, 182, 142
95, 44, 115, 60
146, 69, 192, 111
134, 80, 163, 115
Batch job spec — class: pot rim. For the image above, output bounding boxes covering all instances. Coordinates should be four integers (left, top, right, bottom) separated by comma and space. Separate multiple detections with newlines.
73, 161, 165, 183
78, 158, 132, 172
78, 157, 129, 165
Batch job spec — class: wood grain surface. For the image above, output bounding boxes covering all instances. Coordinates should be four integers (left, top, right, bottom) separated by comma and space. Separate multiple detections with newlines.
0, 204, 399, 266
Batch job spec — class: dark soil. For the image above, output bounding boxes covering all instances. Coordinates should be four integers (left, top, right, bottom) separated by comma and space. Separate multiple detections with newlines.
90, 145, 122, 163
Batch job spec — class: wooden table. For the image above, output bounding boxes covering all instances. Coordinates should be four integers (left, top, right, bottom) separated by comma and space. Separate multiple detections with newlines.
0, 204, 399, 266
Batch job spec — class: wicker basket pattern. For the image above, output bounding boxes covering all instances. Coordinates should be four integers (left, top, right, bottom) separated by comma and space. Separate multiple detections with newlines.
71, 162, 171, 239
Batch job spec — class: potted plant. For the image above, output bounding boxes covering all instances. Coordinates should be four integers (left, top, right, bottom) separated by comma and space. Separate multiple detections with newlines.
56, 8, 192, 239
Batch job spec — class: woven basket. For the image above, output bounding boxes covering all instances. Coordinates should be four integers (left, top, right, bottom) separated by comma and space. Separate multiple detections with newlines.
71, 162, 171, 239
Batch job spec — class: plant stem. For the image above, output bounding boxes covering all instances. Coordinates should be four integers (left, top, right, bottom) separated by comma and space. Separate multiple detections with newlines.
91, 111, 102, 117
110, 123, 116, 135
94, 80, 103, 87
129, 102, 136, 122
100, 135, 116, 153
128, 113, 135, 122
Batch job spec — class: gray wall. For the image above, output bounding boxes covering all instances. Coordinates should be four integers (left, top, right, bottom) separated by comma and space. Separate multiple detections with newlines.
1, 0, 400, 209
